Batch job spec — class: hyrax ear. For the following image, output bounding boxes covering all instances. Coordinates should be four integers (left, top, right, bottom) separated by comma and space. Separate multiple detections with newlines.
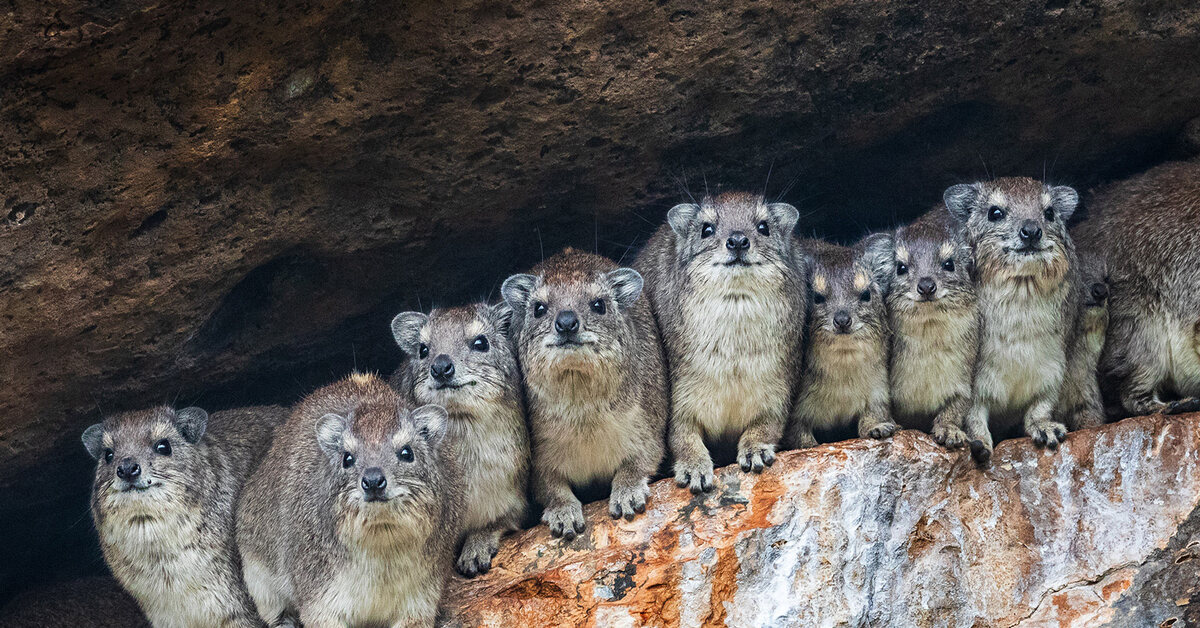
390, 311, 428, 355
666, 203, 701, 236
606, 268, 644, 311
944, 184, 981, 223
487, 302, 514, 337
500, 274, 537, 312
860, 232, 896, 292
766, 202, 800, 235
315, 413, 347, 457
410, 404, 449, 445
174, 407, 209, 444
81, 424, 105, 460
1049, 186, 1079, 222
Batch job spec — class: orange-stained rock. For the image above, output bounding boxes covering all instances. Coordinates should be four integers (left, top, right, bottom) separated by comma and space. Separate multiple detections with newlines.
444, 413, 1200, 627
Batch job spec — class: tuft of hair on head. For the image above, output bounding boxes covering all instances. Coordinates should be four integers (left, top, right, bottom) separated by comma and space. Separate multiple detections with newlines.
859, 232, 896, 293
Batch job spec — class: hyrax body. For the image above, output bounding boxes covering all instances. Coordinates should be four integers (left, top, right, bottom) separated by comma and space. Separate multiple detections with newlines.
785, 240, 895, 448
863, 210, 978, 447
82, 404, 286, 628
236, 374, 462, 628
944, 177, 1081, 461
635, 192, 804, 493
501, 248, 666, 539
390, 303, 530, 577
1073, 160, 1200, 416
1055, 251, 1110, 430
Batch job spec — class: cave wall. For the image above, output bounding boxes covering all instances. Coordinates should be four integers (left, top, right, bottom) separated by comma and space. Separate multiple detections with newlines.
2, 0, 1200, 603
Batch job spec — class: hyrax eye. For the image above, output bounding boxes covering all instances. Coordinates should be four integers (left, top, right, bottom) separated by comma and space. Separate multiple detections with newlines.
104, 448, 114, 464
342, 452, 355, 469
813, 293, 827, 305
1043, 208, 1055, 222
896, 262, 908, 276
700, 223, 715, 238
472, 335, 489, 352
590, 298, 606, 315
756, 220, 770, 236
988, 206, 1006, 222
860, 290, 871, 303
155, 439, 172, 456
533, 302, 548, 318
418, 343, 429, 359
397, 445, 414, 463
942, 259, 955, 272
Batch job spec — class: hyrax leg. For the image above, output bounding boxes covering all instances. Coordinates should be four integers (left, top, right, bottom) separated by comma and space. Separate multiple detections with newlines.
737, 413, 783, 473
856, 400, 898, 441
963, 403, 994, 464
931, 396, 970, 448
535, 471, 585, 540
1024, 396, 1067, 449
783, 411, 819, 450
609, 461, 651, 521
670, 417, 715, 494
456, 519, 510, 577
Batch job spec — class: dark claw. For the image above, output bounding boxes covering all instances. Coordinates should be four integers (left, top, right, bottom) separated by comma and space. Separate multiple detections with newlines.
969, 440, 991, 465
634, 501, 646, 514
1166, 398, 1200, 415
1046, 437, 1059, 450
610, 510, 621, 520
574, 519, 585, 533
763, 452, 776, 467
562, 528, 576, 541
1032, 432, 1047, 447
623, 510, 636, 522
477, 562, 490, 575
739, 460, 751, 472
676, 473, 690, 488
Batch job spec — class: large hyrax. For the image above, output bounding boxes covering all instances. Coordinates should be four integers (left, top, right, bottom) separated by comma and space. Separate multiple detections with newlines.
501, 248, 666, 539
1073, 160, 1200, 416
236, 374, 462, 628
785, 241, 895, 448
635, 191, 804, 493
390, 303, 530, 577
82, 404, 286, 628
944, 177, 1080, 461
1054, 251, 1110, 430
864, 211, 978, 447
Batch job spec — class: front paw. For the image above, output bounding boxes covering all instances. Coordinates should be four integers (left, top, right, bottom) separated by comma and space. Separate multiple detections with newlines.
1028, 421, 1067, 450
864, 421, 898, 440
609, 480, 650, 521
737, 442, 776, 474
456, 533, 500, 577
790, 430, 819, 449
674, 457, 715, 494
969, 439, 992, 465
932, 424, 967, 449
542, 502, 585, 540
1165, 398, 1200, 415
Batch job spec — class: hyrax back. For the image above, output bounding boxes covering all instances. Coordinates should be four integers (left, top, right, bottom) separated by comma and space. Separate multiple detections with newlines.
390, 303, 530, 577
862, 210, 978, 448
1073, 160, 1200, 416
944, 177, 1080, 461
81, 404, 286, 628
635, 191, 804, 493
236, 374, 463, 628
501, 248, 666, 539
785, 240, 894, 448
1055, 251, 1110, 430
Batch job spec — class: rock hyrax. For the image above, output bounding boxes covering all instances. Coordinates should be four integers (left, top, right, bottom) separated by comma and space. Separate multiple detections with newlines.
501, 248, 666, 539
635, 191, 805, 492
390, 303, 530, 577
1054, 251, 1110, 430
82, 404, 286, 628
236, 374, 462, 628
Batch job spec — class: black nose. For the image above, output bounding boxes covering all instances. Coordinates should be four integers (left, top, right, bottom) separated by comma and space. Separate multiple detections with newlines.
116, 458, 141, 481
1019, 220, 1042, 244
554, 310, 579, 334
917, 277, 937, 297
726, 231, 750, 251
361, 467, 387, 493
430, 354, 455, 381
833, 310, 852, 330
1090, 282, 1108, 302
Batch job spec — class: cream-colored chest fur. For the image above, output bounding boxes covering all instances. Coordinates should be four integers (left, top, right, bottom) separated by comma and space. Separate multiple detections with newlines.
1166, 318, 1200, 396
796, 333, 887, 430
449, 406, 526, 530
890, 305, 975, 419
975, 278, 1067, 415
313, 535, 438, 627
532, 383, 642, 486
673, 274, 792, 438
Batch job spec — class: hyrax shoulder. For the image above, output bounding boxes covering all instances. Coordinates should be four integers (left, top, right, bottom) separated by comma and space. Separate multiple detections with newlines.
635, 191, 804, 493
236, 373, 463, 628
501, 248, 666, 538
390, 302, 530, 577
81, 404, 286, 628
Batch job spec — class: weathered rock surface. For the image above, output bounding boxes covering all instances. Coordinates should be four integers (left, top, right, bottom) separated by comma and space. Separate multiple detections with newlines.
446, 413, 1200, 627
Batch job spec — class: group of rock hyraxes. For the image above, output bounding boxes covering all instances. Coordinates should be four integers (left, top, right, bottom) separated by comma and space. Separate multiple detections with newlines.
81, 160, 1200, 627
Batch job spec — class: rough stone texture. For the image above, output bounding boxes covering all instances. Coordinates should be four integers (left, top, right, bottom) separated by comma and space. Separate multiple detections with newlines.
446, 413, 1200, 627
3, 0, 1200, 603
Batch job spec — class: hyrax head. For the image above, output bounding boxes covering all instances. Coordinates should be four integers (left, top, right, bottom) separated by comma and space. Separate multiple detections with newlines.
667, 191, 799, 278
501, 249, 643, 370
82, 406, 210, 504
944, 177, 1078, 270
807, 245, 887, 337
391, 303, 517, 412
862, 217, 975, 310
1077, 251, 1110, 310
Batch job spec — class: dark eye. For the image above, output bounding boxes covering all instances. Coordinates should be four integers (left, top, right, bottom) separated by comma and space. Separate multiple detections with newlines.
590, 298, 606, 315
418, 343, 429, 359
942, 259, 955, 272
700, 223, 715, 238
397, 446, 414, 463
860, 290, 871, 303
342, 452, 355, 468
1044, 208, 1055, 222
813, 294, 826, 305
154, 439, 172, 456
533, 302, 548, 318
756, 220, 770, 236
896, 262, 908, 276
104, 449, 114, 464
988, 206, 1006, 222
472, 335, 489, 352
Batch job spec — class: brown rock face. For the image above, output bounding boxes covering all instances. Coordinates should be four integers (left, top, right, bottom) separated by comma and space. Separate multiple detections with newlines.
446, 413, 1200, 627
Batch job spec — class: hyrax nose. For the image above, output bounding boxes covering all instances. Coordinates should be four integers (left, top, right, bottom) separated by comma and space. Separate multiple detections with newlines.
726, 231, 750, 251
833, 310, 852, 331
917, 277, 937, 297
361, 467, 387, 493
116, 458, 141, 481
430, 354, 455, 382
1019, 220, 1043, 244
1091, 282, 1109, 302
554, 310, 579, 334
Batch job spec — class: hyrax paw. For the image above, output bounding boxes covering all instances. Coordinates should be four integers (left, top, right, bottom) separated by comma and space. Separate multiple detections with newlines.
609, 482, 650, 521
1028, 421, 1067, 450
542, 503, 585, 541
791, 431, 819, 449
969, 440, 992, 465
1165, 398, 1200, 415
737, 443, 776, 474
932, 425, 967, 449
674, 460, 715, 494
866, 421, 898, 440
456, 535, 500, 577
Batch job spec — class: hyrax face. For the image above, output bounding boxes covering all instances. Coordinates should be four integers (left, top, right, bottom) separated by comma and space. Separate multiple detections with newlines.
668, 191, 799, 283
315, 402, 448, 536
391, 304, 517, 413
1077, 252, 1110, 310
82, 407, 210, 511
944, 178, 1078, 273
867, 219, 975, 311
808, 247, 887, 338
